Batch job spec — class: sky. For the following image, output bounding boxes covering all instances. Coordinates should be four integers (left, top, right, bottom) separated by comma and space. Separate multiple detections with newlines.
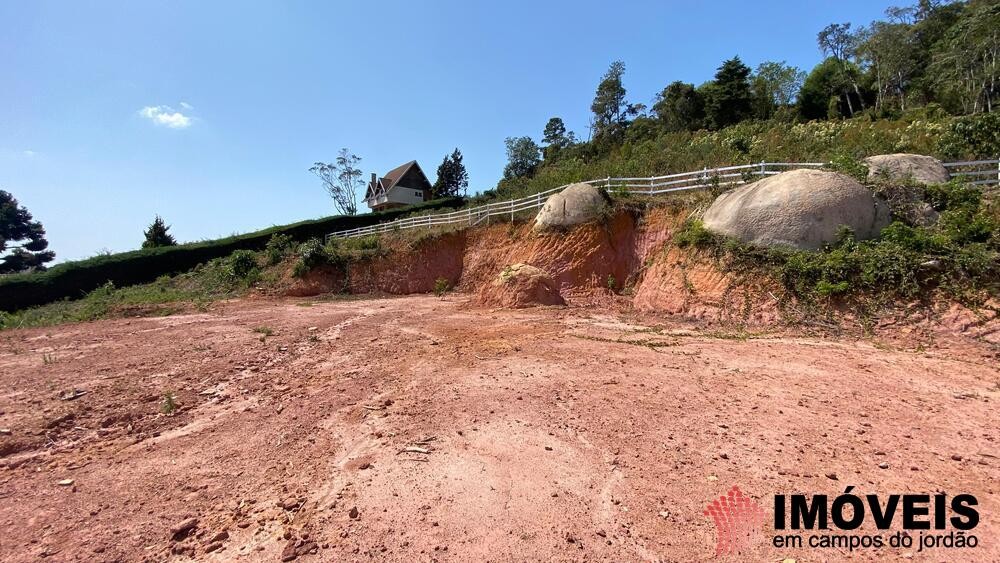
1, 0, 898, 263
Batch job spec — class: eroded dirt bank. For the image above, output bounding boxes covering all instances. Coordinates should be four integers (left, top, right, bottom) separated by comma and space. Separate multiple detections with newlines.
1, 295, 997, 562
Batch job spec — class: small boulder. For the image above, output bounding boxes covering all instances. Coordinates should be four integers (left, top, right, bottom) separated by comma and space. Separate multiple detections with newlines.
864, 153, 950, 185
479, 264, 565, 308
703, 169, 890, 251
533, 183, 609, 231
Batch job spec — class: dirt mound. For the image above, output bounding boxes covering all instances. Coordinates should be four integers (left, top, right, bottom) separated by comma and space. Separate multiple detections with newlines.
477, 263, 565, 308
533, 183, 609, 231
865, 153, 950, 185
703, 169, 890, 250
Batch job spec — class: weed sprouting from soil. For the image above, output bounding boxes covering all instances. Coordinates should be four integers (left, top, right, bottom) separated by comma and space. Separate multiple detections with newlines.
160, 392, 178, 415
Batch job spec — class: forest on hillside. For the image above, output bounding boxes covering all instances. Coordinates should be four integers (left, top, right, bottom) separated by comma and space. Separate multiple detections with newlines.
493, 0, 999, 198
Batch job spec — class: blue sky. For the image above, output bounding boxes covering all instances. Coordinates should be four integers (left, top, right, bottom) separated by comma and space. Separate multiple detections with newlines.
2, 0, 897, 262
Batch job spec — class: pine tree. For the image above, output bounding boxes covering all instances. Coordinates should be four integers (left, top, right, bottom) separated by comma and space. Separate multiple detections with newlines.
432, 149, 469, 198
0, 189, 55, 273
142, 215, 177, 249
704, 57, 754, 129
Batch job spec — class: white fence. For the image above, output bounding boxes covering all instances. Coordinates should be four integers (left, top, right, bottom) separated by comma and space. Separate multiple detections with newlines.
328, 159, 1000, 240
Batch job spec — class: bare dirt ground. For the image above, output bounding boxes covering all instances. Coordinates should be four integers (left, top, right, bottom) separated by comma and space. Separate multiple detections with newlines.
0, 294, 998, 562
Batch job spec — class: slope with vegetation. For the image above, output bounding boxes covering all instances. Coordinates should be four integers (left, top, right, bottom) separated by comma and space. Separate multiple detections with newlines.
490, 0, 999, 201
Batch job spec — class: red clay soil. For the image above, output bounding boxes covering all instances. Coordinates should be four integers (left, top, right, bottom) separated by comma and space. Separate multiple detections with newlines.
1, 294, 998, 562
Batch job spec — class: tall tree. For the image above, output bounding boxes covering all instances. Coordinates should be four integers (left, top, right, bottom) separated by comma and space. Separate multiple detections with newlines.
0, 189, 55, 273
817, 22, 866, 115
432, 148, 469, 198
590, 61, 641, 142
141, 215, 177, 249
310, 148, 363, 216
703, 56, 754, 129
652, 81, 705, 131
502, 137, 541, 180
541, 117, 576, 159
855, 20, 918, 112
930, 0, 1000, 114
799, 57, 867, 119
751, 61, 806, 119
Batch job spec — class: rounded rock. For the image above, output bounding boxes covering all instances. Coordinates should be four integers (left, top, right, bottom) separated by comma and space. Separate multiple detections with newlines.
703, 168, 890, 251
864, 153, 950, 185
533, 183, 609, 231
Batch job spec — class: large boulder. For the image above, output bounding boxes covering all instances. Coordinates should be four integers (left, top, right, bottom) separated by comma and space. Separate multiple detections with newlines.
478, 264, 565, 308
864, 153, 950, 185
703, 169, 890, 251
533, 183, 609, 231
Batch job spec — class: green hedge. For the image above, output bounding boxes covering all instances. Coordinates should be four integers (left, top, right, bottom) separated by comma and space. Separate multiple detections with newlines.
0, 197, 464, 312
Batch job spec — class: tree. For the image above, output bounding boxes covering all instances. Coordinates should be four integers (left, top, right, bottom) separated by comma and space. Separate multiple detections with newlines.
799, 57, 867, 119
310, 148, 363, 216
0, 189, 55, 273
930, 0, 1000, 114
141, 215, 177, 249
817, 22, 867, 115
855, 21, 918, 112
590, 61, 642, 142
652, 81, 705, 131
703, 56, 754, 129
751, 61, 806, 119
432, 148, 469, 198
541, 117, 576, 159
502, 136, 541, 180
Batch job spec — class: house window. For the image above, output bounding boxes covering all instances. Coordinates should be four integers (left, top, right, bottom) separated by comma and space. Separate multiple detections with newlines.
415, 191, 421, 198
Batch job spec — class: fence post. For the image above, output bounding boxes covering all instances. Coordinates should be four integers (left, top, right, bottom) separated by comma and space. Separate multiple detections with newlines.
759, 160, 766, 176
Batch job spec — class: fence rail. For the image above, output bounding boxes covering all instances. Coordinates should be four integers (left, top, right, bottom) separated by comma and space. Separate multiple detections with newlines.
328, 158, 1000, 240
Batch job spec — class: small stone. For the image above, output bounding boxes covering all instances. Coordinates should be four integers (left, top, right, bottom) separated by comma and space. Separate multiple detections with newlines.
0, 429, 11, 435
204, 542, 222, 553
951, 454, 963, 461
280, 540, 298, 562
348, 506, 359, 519
878, 462, 889, 469
825, 473, 838, 480
544, 446, 553, 451
57, 479, 74, 486
719, 453, 729, 460
210, 530, 229, 542
170, 517, 198, 540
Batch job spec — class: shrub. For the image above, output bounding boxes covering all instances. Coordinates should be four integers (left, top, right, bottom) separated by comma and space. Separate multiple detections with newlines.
228, 250, 258, 279
938, 112, 1000, 159
673, 219, 720, 248
434, 277, 451, 297
264, 233, 294, 266
292, 238, 330, 278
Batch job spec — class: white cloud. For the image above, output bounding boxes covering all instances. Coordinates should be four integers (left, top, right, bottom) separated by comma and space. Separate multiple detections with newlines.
179, 101, 193, 110
139, 105, 192, 129
22, 150, 36, 157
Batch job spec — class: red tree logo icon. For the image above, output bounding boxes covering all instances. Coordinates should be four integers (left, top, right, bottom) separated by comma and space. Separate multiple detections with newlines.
704, 485, 767, 556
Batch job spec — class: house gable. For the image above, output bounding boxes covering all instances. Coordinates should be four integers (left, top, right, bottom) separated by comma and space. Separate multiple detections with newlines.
365, 160, 434, 210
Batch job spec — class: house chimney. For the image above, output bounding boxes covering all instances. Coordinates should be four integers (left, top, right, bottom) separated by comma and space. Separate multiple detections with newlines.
370, 172, 377, 189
